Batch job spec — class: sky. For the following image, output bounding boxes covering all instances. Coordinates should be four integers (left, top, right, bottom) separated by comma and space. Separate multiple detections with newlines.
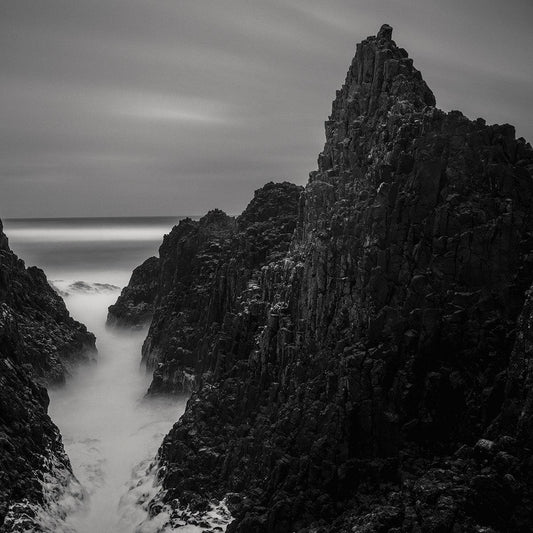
1, 0, 532, 218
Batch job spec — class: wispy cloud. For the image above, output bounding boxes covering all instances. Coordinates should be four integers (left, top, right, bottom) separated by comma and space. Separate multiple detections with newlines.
0, 0, 531, 217
110, 93, 235, 125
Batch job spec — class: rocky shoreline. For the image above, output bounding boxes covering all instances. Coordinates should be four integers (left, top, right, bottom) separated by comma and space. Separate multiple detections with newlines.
2, 19, 531, 533
110, 25, 533, 532
0, 219, 96, 531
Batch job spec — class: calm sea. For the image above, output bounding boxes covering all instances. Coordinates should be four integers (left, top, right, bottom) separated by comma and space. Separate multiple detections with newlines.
3, 216, 187, 287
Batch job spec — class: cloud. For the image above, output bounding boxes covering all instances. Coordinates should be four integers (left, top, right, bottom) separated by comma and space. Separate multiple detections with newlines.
109, 93, 236, 125
0, 0, 531, 217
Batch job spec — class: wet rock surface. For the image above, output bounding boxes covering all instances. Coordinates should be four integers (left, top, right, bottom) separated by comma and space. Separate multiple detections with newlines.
0, 219, 95, 530
123, 25, 533, 532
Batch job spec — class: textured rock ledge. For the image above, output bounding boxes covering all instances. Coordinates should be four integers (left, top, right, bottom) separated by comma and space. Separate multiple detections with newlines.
124, 24, 533, 532
0, 219, 96, 530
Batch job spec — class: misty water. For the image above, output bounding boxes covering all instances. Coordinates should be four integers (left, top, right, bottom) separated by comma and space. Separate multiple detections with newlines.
4, 217, 190, 533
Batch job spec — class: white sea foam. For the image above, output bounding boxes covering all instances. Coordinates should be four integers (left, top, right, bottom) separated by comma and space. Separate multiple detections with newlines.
119, 459, 232, 533
3, 452, 85, 533
135, 493, 232, 533
43, 286, 187, 533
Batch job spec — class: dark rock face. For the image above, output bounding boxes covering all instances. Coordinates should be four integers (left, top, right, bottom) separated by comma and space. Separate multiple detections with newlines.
0, 219, 95, 529
0, 220, 96, 384
143, 209, 236, 392
497, 283, 533, 444
0, 332, 72, 531
108, 181, 302, 393
139, 25, 533, 532
107, 256, 160, 328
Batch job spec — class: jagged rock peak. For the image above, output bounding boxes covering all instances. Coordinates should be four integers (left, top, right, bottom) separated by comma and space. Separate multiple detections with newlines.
199, 208, 234, 228
312, 25, 437, 186
237, 181, 302, 230
377, 23, 393, 41
333, 24, 435, 123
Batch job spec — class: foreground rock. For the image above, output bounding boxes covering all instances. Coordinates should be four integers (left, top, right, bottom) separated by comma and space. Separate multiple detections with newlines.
0, 219, 95, 530
125, 25, 533, 532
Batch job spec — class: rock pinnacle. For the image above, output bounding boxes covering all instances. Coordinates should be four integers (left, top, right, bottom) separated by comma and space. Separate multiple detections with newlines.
377, 23, 393, 40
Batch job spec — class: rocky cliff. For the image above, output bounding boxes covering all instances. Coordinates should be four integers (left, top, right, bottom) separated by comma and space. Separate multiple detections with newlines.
0, 220, 96, 385
0, 219, 95, 530
122, 25, 533, 532
107, 181, 302, 393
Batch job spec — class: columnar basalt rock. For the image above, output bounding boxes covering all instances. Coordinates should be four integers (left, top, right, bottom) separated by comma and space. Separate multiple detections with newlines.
108, 181, 302, 393
0, 219, 96, 530
137, 26, 533, 532
141, 208, 237, 392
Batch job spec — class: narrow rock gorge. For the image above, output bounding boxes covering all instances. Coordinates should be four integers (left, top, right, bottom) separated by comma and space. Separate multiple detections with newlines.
0, 219, 96, 531
111, 25, 533, 532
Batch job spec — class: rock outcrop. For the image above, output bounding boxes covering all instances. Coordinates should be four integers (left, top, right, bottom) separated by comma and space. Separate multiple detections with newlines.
108, 181, 302, 393
0, 220, 96, 385
126, 25, 533, 532
0, 219, 95, 530
107, 256, 160, 328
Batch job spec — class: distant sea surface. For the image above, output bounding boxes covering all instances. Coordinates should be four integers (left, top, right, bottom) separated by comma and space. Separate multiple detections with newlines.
3, 216, 188, 287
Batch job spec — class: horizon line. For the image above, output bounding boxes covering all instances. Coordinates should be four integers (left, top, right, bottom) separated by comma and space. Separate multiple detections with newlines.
3, 215, 207, 221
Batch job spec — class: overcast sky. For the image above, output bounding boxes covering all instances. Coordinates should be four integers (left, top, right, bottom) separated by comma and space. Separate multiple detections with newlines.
1, 0, 532, 217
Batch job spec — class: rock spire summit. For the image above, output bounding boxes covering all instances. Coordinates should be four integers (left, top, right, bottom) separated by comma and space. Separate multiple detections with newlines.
377, 23, 393, 41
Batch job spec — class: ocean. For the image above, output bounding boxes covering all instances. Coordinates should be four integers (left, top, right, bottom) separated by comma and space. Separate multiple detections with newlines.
3, 217, 195, 533
3, 216, 187, 287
